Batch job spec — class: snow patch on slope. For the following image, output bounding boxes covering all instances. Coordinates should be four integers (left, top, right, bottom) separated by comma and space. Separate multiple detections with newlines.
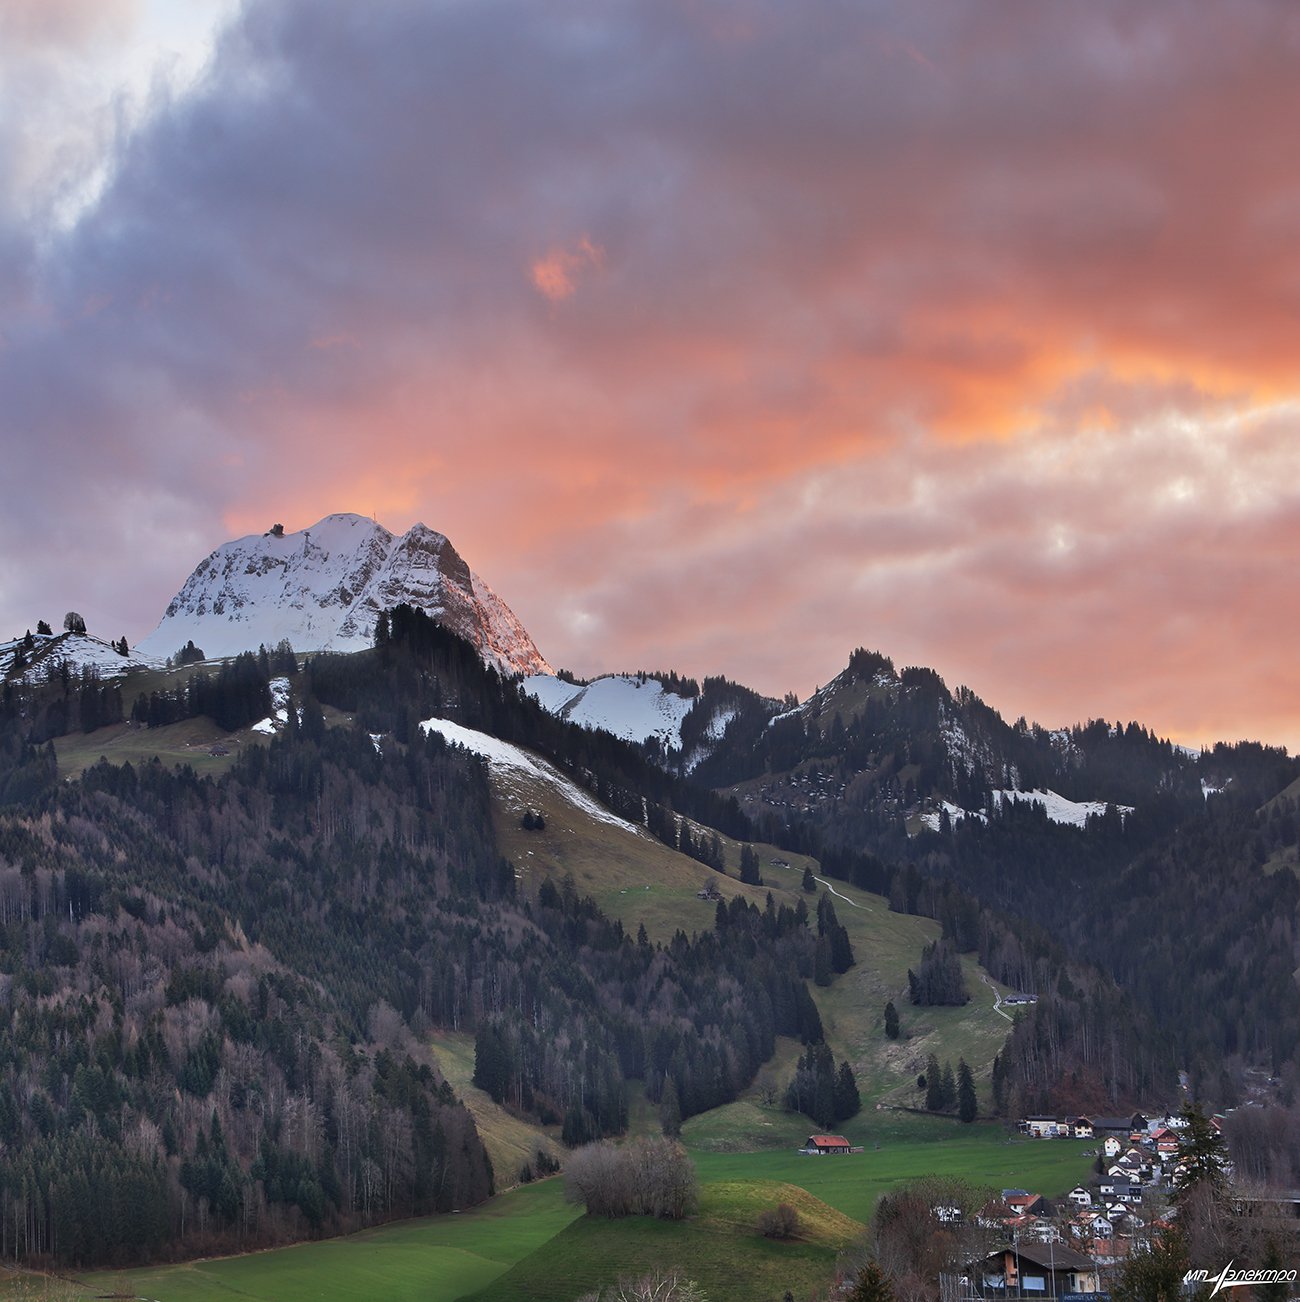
250, 677, 292, 735
420, 717, 645, 837
919, 788, 1134, 832
995, 788, 1133, 827
918, 800, 981, 832
523, 674, 696, 751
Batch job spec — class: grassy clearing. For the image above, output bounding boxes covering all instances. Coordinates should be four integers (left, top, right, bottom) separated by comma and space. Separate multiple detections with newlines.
691, 1121, 1094, 1225
52, 694, 360, 781
1262, 845, 1300, 877
37, 1179, 577, 1302
758, 862, 1015, 1110
461, 1179, 861, 1302
624, 1081, 660, 1139
52, 718, 250, 780
431, 1032, 562, 1192
682, 1036, 805, 1152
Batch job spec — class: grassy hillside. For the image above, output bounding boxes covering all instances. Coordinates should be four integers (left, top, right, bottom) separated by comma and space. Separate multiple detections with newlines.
431, 1031, 563, 1191
489, 748, 1015, 1131
490, 762, 781, 943
51, 699, 357, 780
15, 1180, 577, 1302
461, 1179, 862, 1302
759, 861, 1016, 1108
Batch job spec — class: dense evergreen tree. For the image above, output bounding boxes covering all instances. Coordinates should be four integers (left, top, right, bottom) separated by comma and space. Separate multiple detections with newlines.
907, 940, 968, 1006
957, 1059, 976, 1122
785, 1043, 859, 1127
883, 1000, 900, 1040
846, 1261, 896, 1302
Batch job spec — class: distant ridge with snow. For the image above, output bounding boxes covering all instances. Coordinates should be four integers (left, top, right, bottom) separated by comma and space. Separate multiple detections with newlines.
137, 513, 550, 676
524, 673, 698, 751
0, 630, 160, 682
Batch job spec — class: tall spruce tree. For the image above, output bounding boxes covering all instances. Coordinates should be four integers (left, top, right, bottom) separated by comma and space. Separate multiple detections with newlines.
883, 1000, 900, 1040
924, 1054, 943, 1112
957, 1059, 977, 1122
940, 1061, 956, 1111
847, 1261, 896, 1302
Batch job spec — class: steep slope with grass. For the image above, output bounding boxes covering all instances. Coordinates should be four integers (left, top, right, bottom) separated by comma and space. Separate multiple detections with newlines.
459, 723, 1018, 1163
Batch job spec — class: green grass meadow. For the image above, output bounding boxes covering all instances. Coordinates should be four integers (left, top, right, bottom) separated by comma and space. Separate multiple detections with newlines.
3, 1121, 1091, 1302
462, 1178, 861, 1302
27, 1179, 576, 1302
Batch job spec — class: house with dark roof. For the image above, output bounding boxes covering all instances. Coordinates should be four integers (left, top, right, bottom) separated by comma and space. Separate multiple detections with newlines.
1004, 1193, 1052, 1218
971, 1242, 1101, 1295
1090, 1113, 1147, 1137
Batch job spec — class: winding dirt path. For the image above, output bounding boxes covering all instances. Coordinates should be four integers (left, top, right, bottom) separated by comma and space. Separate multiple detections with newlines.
812, 876, 873, 912
982, 971, 1013, 1022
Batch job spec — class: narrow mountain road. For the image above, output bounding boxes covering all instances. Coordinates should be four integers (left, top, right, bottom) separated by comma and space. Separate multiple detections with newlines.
812, 876, 873, 912
982, 972, 1013, 1022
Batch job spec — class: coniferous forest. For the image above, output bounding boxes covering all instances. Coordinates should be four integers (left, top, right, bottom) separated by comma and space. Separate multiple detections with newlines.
0, 611, 836, 1267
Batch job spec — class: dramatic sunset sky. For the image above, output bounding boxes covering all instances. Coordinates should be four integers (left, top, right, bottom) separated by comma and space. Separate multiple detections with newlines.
3, 1, 1299, 748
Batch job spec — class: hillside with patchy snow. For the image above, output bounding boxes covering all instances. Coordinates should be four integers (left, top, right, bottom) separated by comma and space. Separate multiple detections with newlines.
523, 673, 698, 751
137, 513, 550, 676
0, 631, 159, 683
420, 717, 645, 837
918, 788, 1135, 833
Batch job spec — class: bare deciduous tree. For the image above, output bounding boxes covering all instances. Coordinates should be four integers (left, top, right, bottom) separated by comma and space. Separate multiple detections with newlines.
565, 1138, 697, 1220
574, 1268, 708, 1301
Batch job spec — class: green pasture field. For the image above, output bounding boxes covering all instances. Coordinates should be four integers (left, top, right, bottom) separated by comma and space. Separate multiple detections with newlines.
10, 1179, 575, 1302
461, 1178, 862, 1302
52, 717, 247, 780
7, 1121, 1088, 1302
466, 1122, 1091, 1302
690, 1122, 1093, 1225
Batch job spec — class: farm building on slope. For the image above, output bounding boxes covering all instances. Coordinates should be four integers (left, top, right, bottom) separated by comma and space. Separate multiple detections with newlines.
800, 1134, 856, 1154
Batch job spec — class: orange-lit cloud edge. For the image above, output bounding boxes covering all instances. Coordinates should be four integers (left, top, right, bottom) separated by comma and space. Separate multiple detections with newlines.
4, 1, 1300, 753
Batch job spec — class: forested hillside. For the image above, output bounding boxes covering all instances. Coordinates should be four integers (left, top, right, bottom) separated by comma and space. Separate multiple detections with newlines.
0, 610, 833, 1267
674, 648, 1300, 1113
1, 603, 1296, 1270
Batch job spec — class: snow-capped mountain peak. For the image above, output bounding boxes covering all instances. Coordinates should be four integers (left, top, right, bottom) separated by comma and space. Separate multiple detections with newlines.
136, 513, 550, 675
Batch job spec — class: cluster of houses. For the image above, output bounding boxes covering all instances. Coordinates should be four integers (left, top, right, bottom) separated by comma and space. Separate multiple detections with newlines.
961, 1111, 1208, 1288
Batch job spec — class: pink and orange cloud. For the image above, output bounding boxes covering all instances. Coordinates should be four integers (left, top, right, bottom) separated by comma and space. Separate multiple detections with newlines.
530, 236, 604, 302
3, 0, 1300, 749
